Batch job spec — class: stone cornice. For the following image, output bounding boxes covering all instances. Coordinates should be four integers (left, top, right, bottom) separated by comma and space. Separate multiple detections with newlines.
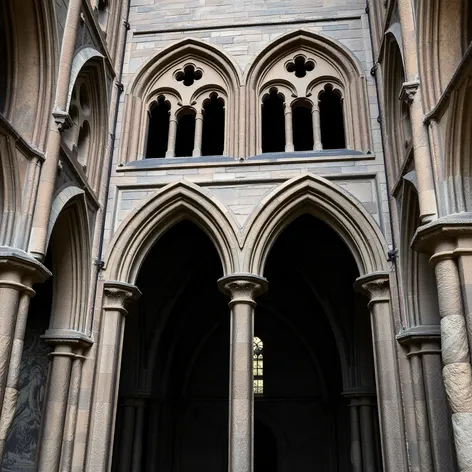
41, 328, 93, 348
411, 213, 472, 254
396, 325, 441, 345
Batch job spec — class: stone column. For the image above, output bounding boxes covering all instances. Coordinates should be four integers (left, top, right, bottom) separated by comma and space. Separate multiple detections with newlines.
355, 272, 408, 472
218, 274, 268, 472
131, 398, 146, 472
430, 243, 472, 472
117, 399, 135, 472
166, 113, 178, 157
396, 0, 437, 223
284, 104, 294, 152
29, 0, 84, 259
358, 396, 377, 472
0, 250, 50, 461
87, 281, 141, 472
345, 396, 362, 472
312, 102, 323, 151
193, 111, 204, 157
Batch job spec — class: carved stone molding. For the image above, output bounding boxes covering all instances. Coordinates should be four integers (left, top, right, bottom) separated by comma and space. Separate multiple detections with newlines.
103, 281, 142, 315
399, 80, 420, 105
218, 273, 268, 307
41, 328, 94, 349
0, 247, 51, 287
52, 110, 73, 132
355, 271, 390, 306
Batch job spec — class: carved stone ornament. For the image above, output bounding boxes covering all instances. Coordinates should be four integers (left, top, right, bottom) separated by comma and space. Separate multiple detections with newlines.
52, 110, 73, 132
103, 281, 142, 314
399, 80, 420, 105
218, 273, 268, 306
354, 271, 390, 305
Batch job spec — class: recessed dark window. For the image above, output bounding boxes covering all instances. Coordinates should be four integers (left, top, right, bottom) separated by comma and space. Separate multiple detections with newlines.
145, 96, 170, 158
319, 84, 346, 150
293, 104, 314, 151
175, 111, 196, 157
202, 94, 225, 156
262, 88, 285, 153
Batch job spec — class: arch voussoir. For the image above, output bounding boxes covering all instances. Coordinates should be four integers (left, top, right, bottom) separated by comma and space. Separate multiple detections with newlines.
105, 180, 240, 283
242, 174, 388, 276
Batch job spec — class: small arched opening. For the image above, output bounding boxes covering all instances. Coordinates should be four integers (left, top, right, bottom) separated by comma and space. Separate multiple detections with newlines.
145, 96, 170, 158
202, 93, 225, 156
319, 84, 346, 150
175, 109, 196, 158
262, 88, 285, 153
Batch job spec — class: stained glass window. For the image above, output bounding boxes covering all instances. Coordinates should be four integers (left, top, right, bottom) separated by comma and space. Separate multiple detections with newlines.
253, 336, 264, 395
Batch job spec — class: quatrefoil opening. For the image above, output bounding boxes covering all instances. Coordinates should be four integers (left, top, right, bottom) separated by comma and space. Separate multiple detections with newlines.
286, 56, 315, 78
175, 64, 203, 87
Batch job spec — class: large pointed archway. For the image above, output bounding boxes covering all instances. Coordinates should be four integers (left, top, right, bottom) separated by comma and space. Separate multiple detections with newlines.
110, 220, 229, 472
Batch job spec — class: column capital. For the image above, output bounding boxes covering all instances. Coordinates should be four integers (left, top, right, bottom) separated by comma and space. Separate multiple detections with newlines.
355, 271, 390, 306
218, 273, 268, 307
0, 247, 51, 289
103, 281, 141, 315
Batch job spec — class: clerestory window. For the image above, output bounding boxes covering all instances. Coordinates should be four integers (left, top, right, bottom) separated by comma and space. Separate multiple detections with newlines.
253, 336, 264, 396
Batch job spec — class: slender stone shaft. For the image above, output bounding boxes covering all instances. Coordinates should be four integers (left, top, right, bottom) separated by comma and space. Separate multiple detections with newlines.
86, 282, 141, 472
166, 113, 178, 157
284, 104, 294, 152
218, 274, 268, 472
355, 272, 409, 472
193, 112, 204, 157
312, 102, 323, 150
131, 399, 145, 472
359, 399, 376, 472
348, 400, 362, 472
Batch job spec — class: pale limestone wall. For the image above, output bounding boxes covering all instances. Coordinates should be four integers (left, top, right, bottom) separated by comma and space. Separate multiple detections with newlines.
104, 0, 390, 260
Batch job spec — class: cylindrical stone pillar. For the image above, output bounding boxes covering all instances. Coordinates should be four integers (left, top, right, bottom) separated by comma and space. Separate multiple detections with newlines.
193, 112, 204, 157
37, 345, 74, 471
218, 274, 268, 472
359, 397, 377, 472
355, 272, 409, 472
347, 399, 362, 472
166, 113, 178, 157
131, 399, 146, 472
118, 401, 136, 472
284, 104, 294, 152
87, 281, 141, 472
312, 102, 323, 150
430, 244, 472, 472
0, 252, 49, 461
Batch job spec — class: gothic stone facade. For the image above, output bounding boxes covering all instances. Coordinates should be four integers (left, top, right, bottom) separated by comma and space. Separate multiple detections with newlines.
0, 0, 471, 471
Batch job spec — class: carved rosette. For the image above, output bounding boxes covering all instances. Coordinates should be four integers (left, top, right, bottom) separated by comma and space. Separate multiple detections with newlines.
103, 281, 142, 316
355, 271, 390, 307
218, 273, 268, 307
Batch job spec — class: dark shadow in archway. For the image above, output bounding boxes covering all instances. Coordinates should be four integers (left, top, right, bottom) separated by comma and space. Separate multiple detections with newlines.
112, 220, 229, 472
255, 419, 277, 472
258, 214, 381, 472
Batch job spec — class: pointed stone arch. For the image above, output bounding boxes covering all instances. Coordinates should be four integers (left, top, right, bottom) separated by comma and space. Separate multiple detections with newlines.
105, 180, 240, 283
43, 186, 92, 334
121, 38, 242, 161
0, 0, 57, 150
243, 174, 388, 276
245, 29, 371, 156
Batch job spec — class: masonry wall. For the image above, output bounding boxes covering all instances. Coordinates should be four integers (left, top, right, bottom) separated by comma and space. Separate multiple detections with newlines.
104, 0, 391, 260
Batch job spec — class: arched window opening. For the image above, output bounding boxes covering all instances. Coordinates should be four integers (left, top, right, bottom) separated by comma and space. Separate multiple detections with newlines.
202, 93, 225, 156
401, 101, 412, 150
319, 84, 346, 150
292, 102, 314, 151
175, 110, 196, 157
63, 105, 80, 149
145, 96, 170, 158
262, 88, 285, 153
77, 120, 90, 168
253, 336, 264, 395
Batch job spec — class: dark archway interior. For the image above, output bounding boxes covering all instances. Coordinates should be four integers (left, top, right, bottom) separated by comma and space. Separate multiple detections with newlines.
293, 105, 314, 151
113, 221, 229, 472
256, 214, 379, 472
262, 89, 285, 153
146, 97, 170, 158
202, 94, 225, 156
175, 112, 196, 157
1, 251, 53, 471
319, 86, 346, 150
113, 216, 380, 472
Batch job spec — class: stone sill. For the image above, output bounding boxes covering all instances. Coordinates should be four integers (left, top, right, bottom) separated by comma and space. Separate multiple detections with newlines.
117, 150, 376, 172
